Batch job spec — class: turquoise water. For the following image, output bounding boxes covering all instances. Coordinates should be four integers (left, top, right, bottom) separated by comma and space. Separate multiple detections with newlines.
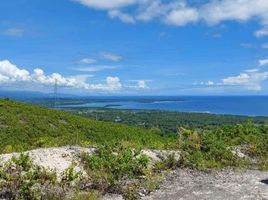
59, 96, 268, 116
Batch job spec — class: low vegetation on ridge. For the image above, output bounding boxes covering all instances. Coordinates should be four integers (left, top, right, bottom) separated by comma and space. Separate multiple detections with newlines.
0, 98, 175, 153
0, 98, 268, 199
1, 98, 268, 169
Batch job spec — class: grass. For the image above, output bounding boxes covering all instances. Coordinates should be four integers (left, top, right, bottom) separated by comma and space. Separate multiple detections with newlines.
0, 98, 176, 153
1, 98, 268, 169
1, 98, 268, 199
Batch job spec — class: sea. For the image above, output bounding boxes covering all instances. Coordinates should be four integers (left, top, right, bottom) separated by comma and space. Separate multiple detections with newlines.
58, 96, 268, 117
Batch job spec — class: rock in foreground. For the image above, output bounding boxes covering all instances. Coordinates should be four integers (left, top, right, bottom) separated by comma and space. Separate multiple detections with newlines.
143, 169, 268, 200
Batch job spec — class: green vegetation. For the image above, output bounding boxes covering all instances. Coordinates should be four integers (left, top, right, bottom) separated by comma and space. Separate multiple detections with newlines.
0, 147, 164, 200
69, 108, 268, 135
81, 144, 149, 192
0, 98, 176, 153
0, 153, 101, 200
177, 123, 268, 169
1, 98, 268, 199
81, 144, 158, 198
1, 98, 268, 169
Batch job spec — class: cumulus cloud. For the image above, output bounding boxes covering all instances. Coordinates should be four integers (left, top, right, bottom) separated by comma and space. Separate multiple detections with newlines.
259, 59, 268, 66
75, 0, 268, 37
200, 0, 268, 25
91, 76, 122, 91
165, 6, 199, 26
0, 60, 150, 93
198, 64, 268, 91
0, 60, 30, 82
0, 60, 124, 92
222, 71, 268, 91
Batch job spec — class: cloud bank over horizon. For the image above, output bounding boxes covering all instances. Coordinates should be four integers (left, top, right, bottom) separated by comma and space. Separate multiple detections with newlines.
0, 60, 148, 93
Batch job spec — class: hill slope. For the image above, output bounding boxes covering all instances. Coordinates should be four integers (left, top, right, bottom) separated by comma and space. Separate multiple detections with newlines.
0, 99, 175, 153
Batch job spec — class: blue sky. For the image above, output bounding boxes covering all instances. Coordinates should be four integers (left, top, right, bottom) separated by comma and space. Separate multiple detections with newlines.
0, 0, 268, 95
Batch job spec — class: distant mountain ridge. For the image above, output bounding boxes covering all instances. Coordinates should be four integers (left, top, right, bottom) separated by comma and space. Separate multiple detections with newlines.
0, 90, 79, 99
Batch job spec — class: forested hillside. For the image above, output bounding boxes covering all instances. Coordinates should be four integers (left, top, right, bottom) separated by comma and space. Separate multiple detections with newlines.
0, 99, 175, 153
69, 109, 268, 134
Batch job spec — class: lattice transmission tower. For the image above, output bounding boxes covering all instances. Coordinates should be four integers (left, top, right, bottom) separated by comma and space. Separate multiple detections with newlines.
54, 79, 58, 108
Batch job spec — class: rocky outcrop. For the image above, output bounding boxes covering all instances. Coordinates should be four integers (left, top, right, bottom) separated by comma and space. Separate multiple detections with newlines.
0, 146, 180, 175
142, 169, 268, 200
1, 147, 267, 200
0, 146, 94, 175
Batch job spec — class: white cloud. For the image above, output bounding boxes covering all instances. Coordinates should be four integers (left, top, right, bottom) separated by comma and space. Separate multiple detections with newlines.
99, 52, 123, 61
109, 10, 136, 23
75, 0, 268, 37
198, 64, 268, 91
259, 59, 268, 66
76, 65, 118, 72
255, 27, 268, 38
74, 0, 137, 10
222, 71, 268, 91
197, 81, 215, 86
245, 68, 259, 73
0, 60, 30, 82
127, 79, 150, 90
0, 74, 9, 82
2, 28, 24, 37
207, 81, 214, 86
200, 0, 268, 24
135, 0, 163, 22
0, 60, 149, 93
165, 7, 199, 26
80, 58, 96, 64
91, 76, 122, 91
137, 80, 149, 89
0, 60, 122, 92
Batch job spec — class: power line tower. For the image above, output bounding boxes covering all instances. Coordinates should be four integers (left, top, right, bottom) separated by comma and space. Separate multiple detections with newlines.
54, 79, 58, 108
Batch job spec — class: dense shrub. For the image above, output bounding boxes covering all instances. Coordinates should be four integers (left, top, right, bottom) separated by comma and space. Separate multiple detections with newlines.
0, 154, 84, 200
81, 144, 149, 194
0, 154, 57, 199
177, 123, 268, 169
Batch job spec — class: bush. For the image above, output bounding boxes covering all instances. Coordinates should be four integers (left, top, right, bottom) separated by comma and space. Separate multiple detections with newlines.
153, 153, 178, 171
176, 125, 265, 169
0, 154, 57, 199
81, 144, 149, 194
0, 154, 84, 200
